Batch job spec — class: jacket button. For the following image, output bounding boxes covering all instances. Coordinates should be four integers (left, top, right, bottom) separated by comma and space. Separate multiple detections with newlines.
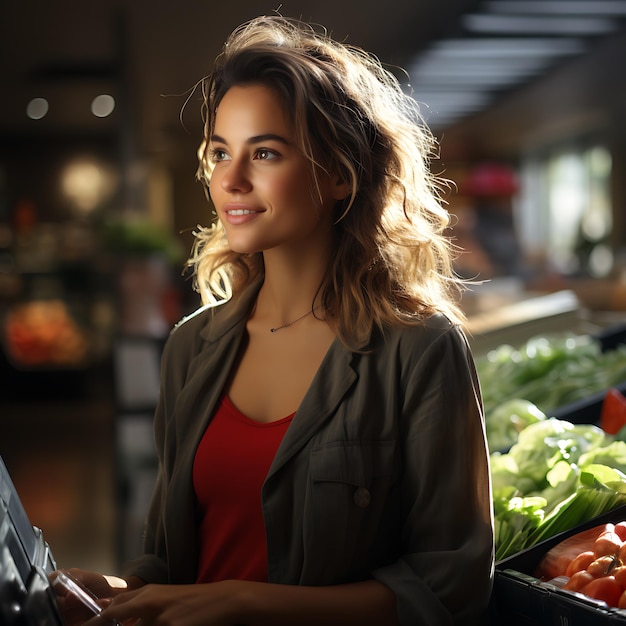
353, 487, 371, 508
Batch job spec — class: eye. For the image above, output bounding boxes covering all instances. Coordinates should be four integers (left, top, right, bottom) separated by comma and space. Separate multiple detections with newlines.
255, 148, 279, 161
208, 147, 230, 162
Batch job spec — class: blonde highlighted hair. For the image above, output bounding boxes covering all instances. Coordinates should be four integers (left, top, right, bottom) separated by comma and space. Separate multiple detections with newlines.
190, 15, 466, 348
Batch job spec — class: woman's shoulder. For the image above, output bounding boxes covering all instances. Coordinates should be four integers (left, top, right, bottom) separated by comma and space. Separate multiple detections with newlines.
374, 313, 472, 363
162, 299, 232, 357
383, 312, 460, 344
171, 300, 224, 335
169, 280, 261, 342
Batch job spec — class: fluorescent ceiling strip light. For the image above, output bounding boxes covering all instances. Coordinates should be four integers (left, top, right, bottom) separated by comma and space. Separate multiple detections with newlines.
484, 1, 626, 16
416, 102, 485, 113
410, 58, 553, 80
414, 91, 492, 109
463, 14, 618, 35
412, 72, 546, 88
428, 38, 586, 58
425, 113, 474, 128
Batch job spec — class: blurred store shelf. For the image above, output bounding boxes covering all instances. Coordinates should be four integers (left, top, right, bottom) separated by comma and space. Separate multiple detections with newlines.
0, 362, 118, 574
465, 279, 626, 356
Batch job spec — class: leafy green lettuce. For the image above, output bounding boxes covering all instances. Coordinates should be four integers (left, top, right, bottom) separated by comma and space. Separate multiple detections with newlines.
492, 418, 626, 560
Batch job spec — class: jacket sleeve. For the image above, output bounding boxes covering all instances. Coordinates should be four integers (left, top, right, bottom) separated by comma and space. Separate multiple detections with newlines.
122, 324, 192, 584
372, 326, 494, 625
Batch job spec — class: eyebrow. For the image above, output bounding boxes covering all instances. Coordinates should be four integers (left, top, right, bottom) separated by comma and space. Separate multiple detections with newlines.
210, 133, 291, 146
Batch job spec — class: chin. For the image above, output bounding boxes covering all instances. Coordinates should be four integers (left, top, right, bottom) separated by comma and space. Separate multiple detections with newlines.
225, 238, 264, 255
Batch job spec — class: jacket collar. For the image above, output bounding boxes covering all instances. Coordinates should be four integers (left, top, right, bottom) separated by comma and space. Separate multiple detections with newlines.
199, 278, 263, 343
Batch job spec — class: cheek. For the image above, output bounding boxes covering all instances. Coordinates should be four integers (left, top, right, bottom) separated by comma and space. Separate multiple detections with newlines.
208, 175, 221, 201
277, 176, 320, 214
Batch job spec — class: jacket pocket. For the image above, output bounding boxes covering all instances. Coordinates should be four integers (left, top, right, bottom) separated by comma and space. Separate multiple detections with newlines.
304, 440, 398, 581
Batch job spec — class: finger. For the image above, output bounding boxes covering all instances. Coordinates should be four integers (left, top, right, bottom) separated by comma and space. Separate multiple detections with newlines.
105, 587, 144, 606
83, 614, 119, 626
99, 593, 146, 624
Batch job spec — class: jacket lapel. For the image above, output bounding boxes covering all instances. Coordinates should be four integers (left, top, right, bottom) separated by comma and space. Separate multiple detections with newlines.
173, 283, 261, 456
267, 340, 358, 478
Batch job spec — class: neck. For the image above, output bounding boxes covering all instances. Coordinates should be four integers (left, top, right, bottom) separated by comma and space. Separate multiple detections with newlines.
258, 277, 322, 323
258, 248, 328, 318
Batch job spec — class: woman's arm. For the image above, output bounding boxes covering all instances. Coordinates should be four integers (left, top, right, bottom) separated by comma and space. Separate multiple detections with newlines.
371, 324, 494, 625
100, 578, 398, 626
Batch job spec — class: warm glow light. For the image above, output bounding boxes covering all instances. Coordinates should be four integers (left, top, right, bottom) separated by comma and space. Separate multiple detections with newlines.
26, 98, 49, 120
61, 157, 118, 214
91, 94, 115, 118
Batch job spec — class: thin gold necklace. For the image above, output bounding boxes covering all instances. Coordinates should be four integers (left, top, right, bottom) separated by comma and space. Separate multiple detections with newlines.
269, 305, 322, 333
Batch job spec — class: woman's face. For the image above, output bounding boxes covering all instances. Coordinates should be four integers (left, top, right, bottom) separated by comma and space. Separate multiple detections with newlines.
208, 83, 346, 255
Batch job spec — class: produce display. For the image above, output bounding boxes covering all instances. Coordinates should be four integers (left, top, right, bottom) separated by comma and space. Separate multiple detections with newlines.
484, 327, 626, 620
4, 300, 89, 367
477, 333, 626, 453
535, 521, 626, 608
492, 415, 626, 560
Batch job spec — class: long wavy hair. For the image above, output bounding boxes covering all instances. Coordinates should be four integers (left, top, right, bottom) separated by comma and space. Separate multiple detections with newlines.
189, 15, 467, 348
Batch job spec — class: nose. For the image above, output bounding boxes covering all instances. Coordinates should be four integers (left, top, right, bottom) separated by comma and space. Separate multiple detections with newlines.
219, 157, 252, 194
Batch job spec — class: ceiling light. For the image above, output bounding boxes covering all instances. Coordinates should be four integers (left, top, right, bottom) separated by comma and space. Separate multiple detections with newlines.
26, 97, 49, 120
415, 91, 494, 126
416, 91, 492, 110
426, 38, 586, 58
484, 1, 626, 16
410, 58, 555, 85
91, 94, 115, 118
463, 14, 619, 35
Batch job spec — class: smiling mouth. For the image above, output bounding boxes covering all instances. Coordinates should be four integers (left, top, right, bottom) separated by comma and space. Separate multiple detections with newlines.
226, 209, 259, 216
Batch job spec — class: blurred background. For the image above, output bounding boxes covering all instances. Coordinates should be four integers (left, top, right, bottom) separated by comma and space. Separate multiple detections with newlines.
1, 0, 626, 574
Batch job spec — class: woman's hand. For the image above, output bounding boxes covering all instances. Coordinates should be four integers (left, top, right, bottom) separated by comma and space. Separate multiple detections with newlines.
99, 580, 245, 626
51, 568, 134, 626
98, 578, 398, 626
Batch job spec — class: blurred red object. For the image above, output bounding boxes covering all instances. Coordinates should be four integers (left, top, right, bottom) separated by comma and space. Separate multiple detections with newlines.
462, 162, 518, 197
600, 387, 626, 435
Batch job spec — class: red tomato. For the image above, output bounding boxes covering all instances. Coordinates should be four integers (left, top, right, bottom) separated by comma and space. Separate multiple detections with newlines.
615, 522, 626, 542
565, 551, 596, 577
614, 565, 626, 589
563, 570, 595, 592
619, 589, 626, 610
600, 388, 626, 435
580, 576, 623, 607
535, 523, 614, 579
587, 555, 618, 578
594, 531, 623, 557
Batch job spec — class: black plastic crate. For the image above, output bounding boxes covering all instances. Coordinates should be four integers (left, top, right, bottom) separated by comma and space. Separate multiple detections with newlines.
551, 380, 626, 425
492, 504, 626, 625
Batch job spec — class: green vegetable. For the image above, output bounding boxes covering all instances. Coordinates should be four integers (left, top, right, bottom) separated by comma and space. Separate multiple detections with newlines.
494, 495, 546, 561
477, 334, 626, 439
486, 398, 546, 453
492, 418, 626, 561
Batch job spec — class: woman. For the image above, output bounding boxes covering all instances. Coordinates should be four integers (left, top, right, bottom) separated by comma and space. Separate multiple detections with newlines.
58, 15, 494, 626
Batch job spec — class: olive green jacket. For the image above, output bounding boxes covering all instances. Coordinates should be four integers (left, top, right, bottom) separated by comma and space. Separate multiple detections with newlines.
125, 281, 494, 625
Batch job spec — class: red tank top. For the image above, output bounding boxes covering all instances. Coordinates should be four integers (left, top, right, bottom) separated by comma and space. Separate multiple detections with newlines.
193, 395, 294, 583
